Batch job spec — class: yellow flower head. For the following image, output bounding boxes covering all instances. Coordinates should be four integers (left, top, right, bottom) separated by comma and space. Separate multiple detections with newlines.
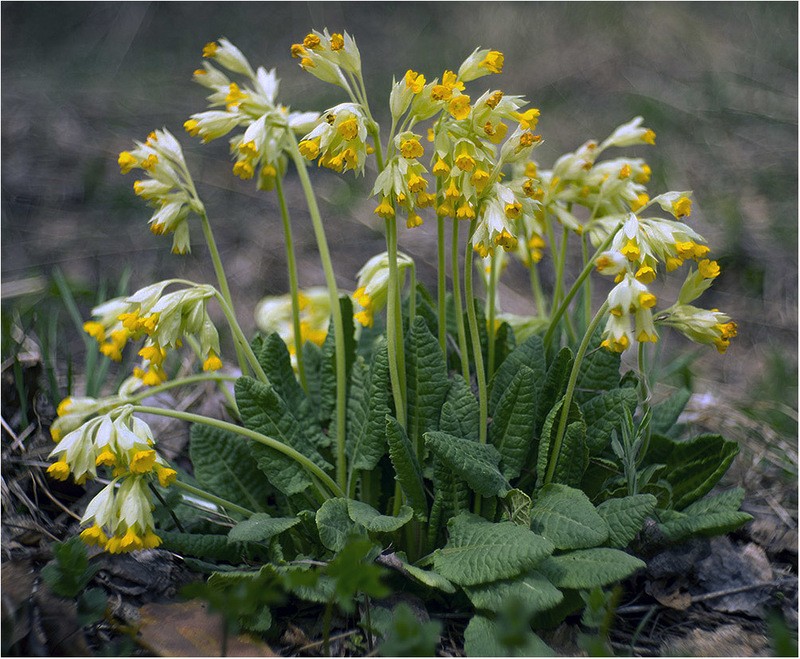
631, 193, 650, 212
635, 265, 657, 284
513, 108, 540, 131
448, 95, 471, 121
202, 42, 218, 58
404, 69, 426, 94
698, 259, 720, 279
303, 33, 322, 50
672, 196, 692, 218
330, 33, 345, 51
432, 157, 450, 177
203, 350, 223, 371
374, 197, 395, 219
400, 137, 424, 159
455, 146, 476, 172
118, 151, 138, 174
620, 239, 640, 262
406, 213, 424, 229
480, 50, 504, 74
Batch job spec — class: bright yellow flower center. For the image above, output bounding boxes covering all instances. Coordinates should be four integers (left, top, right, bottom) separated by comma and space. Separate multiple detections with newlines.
480, 50, 504, 74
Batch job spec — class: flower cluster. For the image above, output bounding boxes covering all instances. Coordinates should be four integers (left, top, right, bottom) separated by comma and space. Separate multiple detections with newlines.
371, 50, 544, 257
254, 287, 331, 361
83, 281, 222, 385
298, 103, 371, 175
185, 38, 319, 188
117, 129, 204, 254
47, 406, 175, 553
353, 251, 415, 327
290, 29, 362, 87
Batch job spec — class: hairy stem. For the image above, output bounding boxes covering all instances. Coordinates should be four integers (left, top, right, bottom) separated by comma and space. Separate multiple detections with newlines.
133, 405, 344, 499
287, 135, 348, 493
172, 479, 256, 518
451, 220, 470, 382
275, 175, 308, 392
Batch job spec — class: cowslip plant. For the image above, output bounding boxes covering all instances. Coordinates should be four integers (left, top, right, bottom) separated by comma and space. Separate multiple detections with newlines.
47, 31, 750, 651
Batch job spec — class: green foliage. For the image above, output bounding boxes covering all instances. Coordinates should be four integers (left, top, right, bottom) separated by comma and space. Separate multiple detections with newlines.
538, 548, 646, 590
529, 484, 609, 550
488, 333, 546, 415
489, 366, 538, 480
464, 613, 553, 657
595, 494, 658, 548
376, 603, 442, 657
426, 431, 509, 497
433, 513, 554, 586
227, 514, 300, 543
406, 316, 449, 452
386, 415, 428, 519
41, 538, 99, 598
189, 424, 273, 513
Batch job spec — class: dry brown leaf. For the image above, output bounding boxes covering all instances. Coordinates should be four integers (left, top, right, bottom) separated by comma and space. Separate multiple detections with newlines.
138, 600, 277, 657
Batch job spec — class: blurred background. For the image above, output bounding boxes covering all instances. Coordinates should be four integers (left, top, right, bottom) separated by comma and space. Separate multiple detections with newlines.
2, 2, 797, 442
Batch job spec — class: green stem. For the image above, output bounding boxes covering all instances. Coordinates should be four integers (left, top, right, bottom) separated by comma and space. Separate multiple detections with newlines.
436, 214, 447, 354
199, 211, 249, 374
125, 372, 238, 403
464, 219, 488, 446
543, 301, 609, 486
132, 405, 344, 499
558, 226, 578, 344
213, 291, 269, 384
582, 233, 592, 331
385, 218, 407, 428
173, 479, 255, 518
636, 341, 653, 464
275, 175, 308, 393
487, 248, 498, 379
287, 136, 348, 493
451, 220, 470, 382
520, 220, 547, 317
543, 224, 622, 351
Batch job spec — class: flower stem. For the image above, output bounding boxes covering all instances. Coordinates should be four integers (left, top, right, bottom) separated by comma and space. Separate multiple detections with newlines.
213, 291, 269, 384
437, 214, 448, 354
173, 479, 256, 518
133, 405, 344, 499
451, 220, 470, 382
543, 301, 608, 486
487, 248, 499, 378
275, 175, 308, 393
199, 211, 249, 374
543, 224, 622, 351
464, 219, 488, 446
287, 136, 348, 493
385, 217, 407, 427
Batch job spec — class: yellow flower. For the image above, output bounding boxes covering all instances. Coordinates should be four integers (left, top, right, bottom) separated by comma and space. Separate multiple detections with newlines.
404, 69, 426, 94
643, 129, 656, 145
290, 43, 307, 58
155, 465, 178, 487
203, 350, 223, 371
298, 138, 321, 159
456, 201, 476, 220
303, 33, 322, 50
480, 50, 504, 74
183, 119, 200, 137
47, 459, 70, 482
374, 197, 395, 219
400, 138, 424, 159
471, 168, 491, 192
495, 229, 518, 251
233, 160, 255, 180
80, 525, 108, 548
202, 42, 218, 58
619, 164, 632, 179
630, 193, 650, 212
698, 259, 720, 279
83, 321, 106, 343
448, 95, 471, 121
635, 265, 657, 284
455, 146, 476, 172
672, 196, 692, 218
330, 33, 345, 51
407, 173, 427, 193
620, 239, 640, 262
486, 91, 504, 109
504, 202, 523, 220
432, 157, 450, 177
118, 151, 138, 174
512, 108, 540, 131
635, 164, 652, 184
130, 449, 157, 475
639, 292, 657, 309
337, 117, 359, 140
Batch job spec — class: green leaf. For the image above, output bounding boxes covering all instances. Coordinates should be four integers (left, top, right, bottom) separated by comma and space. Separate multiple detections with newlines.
537, 347, 573, 432
428, 452, 471, 548
489, 366, 538, 480
347, 499, 414, 533
581, 388, 638, 455
501, 489, 533, 527
536, 398, 588, 488
426, 431, 509, 497
389, 552, 456, 593
464, 615, 554, 657
433, 513, 554, 586
227, 514, 300, 544
529, 484, 609, 550
406, 316, 449, 451
236, 376, 332, 496
386, 415, 428, 520
652, 387, 692, 435
491, 321, 517, 377
489, 333, 546, 416
320, 296, 357, 425
254, 332, 330, 450
644, 433, 740, 509
595, 494, 658, 548
253, 333, 305, 415
377, 602, 442, 657
659, 487, 752, 542
439, 375, 480, 442
464, 570, 563, 614
538, 548, 645, 590
316, 498, 365, 552
159, 530, 245, 562
189, 423, 272, 513
346, 342, 390, 477
575, 326, 620, 404
41, 538, 98, 598
327, 537, 389, 613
